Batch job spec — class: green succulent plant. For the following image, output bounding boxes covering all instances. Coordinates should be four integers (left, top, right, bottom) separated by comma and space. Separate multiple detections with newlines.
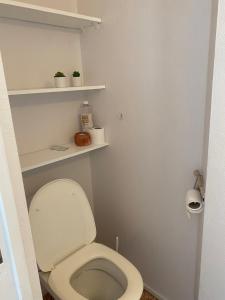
73, 71, 81, 77
54, 71, 66, 77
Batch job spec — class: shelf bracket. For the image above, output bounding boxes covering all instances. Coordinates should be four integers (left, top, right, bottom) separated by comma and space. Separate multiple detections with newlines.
94, 23, 101, 30
80, 26, 86, 33
80, 22, 101, 33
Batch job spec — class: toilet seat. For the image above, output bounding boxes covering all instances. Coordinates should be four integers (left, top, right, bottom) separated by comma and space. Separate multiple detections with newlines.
49, 243, 143, 300
29, 179, 143, 300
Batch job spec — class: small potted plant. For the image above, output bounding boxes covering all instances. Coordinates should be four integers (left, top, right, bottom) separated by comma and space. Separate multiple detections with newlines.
54, 71, 69, 88
72, 70, 82, 87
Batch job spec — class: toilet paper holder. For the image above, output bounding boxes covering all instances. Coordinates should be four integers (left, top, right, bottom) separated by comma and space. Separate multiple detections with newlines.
185, 170, 205, 218
193, 170, 205, 201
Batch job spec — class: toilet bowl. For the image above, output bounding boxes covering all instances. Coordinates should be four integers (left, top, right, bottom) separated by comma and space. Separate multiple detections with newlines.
29, 179, 143, 300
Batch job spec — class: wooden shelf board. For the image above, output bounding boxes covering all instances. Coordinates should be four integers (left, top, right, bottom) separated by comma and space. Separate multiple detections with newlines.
20, 143, 109, 173
0, 0, 101, 29
8, 85, 106, 96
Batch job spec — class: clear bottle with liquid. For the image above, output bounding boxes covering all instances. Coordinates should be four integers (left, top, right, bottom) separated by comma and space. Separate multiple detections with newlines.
80, 101, 94, 131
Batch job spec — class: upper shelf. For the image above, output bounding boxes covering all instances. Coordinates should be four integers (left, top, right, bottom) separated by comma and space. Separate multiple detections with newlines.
0, 0, 101, 30
8, 85, 106, 96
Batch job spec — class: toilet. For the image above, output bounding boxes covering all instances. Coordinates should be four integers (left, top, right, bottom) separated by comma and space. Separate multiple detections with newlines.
29, 179, 143, 300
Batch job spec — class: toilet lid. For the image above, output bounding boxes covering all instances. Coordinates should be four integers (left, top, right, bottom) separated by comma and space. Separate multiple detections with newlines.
29, 179, 96, 272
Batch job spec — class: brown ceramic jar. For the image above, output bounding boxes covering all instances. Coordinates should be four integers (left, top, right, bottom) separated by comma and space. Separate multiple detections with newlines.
74, 132, 91, 146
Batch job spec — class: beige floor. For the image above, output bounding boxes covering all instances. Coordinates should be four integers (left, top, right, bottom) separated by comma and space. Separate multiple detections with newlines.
43, 290, 158, 300
141, 290, 158, 300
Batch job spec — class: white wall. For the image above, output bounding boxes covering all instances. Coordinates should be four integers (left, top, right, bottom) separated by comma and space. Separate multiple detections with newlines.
78, 1, 212, 299
22, 154, 93, 208
0, 0, 93, 205
199, 0, 225, 298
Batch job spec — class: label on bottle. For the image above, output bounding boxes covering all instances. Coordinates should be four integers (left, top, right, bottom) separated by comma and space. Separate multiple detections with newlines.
81, 113, 93, 129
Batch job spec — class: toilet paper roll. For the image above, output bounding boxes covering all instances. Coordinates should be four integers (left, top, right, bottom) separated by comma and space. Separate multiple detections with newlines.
185, 189, 204, 218
88, 128, 105, 145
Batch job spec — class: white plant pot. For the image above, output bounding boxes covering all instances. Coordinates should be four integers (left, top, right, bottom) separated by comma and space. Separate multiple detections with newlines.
54, 77, 69, 88
72, 77, 82, 87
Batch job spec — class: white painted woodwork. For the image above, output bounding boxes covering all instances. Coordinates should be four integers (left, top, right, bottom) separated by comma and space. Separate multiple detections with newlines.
199, 0, 225, 298
0, 52, 42, 299
0, 0, 101, 29
21, 143, 109, 172
8, 85, 105, 96
0, 189, 18, 299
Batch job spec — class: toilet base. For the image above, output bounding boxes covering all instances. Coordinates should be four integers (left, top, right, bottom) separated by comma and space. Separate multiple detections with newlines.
40, 272, 60, 300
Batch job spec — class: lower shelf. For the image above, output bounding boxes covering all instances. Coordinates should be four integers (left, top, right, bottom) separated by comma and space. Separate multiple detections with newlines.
20, 143, 109, 173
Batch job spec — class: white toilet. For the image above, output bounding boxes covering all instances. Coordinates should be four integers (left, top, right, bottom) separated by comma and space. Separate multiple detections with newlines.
29, 179, 143, 300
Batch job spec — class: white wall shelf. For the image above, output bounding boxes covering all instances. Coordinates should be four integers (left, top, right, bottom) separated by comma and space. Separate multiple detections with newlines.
20, 143, 109, 173
0, 0, 101, 30
8, 85, 106, 96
